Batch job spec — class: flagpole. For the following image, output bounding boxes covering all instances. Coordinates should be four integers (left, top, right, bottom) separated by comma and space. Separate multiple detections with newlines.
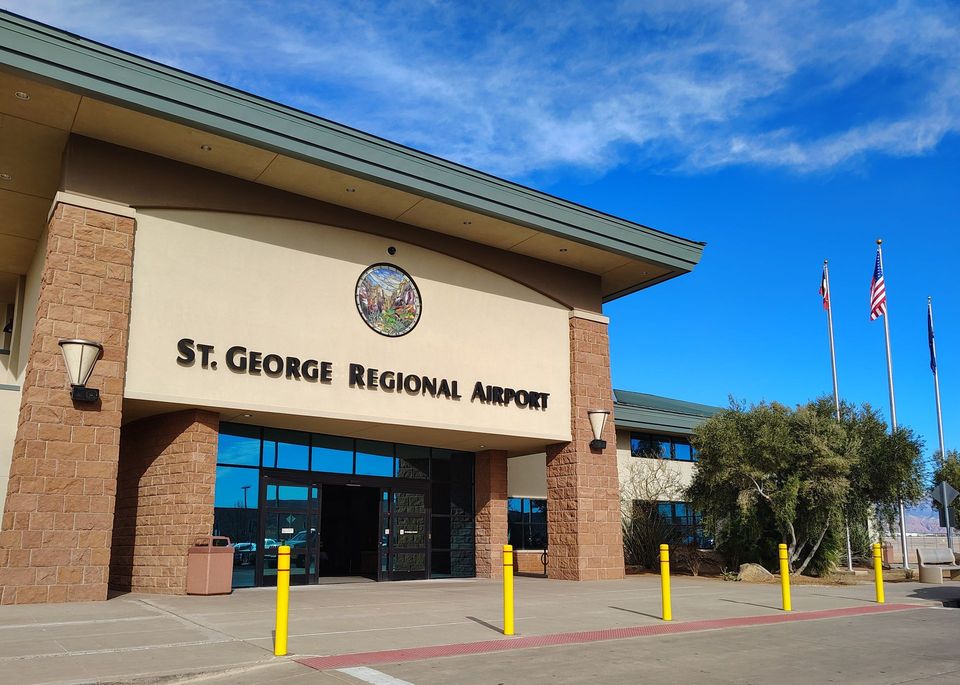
824, 261, 841, 420
929, 297, 952, 551
876, 240, 910, 569
930, 297, 947, 463
823, 260, 854, 571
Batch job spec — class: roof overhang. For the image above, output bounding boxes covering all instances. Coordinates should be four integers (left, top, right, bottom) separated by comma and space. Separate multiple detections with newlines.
613, 390, 721, 436
0, 11, 704, 304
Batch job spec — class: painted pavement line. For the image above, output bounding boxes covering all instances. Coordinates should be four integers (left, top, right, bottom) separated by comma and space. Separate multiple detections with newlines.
0, 637, 239, 662
297, 603, 926, 671
0, 615, 164, 630
338, 666, 416, 685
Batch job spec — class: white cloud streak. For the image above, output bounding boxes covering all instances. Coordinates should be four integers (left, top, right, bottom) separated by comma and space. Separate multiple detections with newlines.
3, 0, 958, 179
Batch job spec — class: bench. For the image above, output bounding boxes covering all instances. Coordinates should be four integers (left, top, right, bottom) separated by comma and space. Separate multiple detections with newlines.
916, 547, 960, 584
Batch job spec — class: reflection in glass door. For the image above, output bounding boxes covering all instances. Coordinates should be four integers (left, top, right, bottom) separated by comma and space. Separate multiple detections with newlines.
259, 479, 319, 586
384, 487, 429, 580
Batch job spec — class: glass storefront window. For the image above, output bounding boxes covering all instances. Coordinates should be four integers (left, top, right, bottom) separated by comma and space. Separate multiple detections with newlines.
214, 465, 259, 509
212, 465, 259, 589
431, 516, 451, 547
396, 444, 429, 479
431, 482, 451, 515
430, 449, 452, 481
214, 424, 477, 583
507, 497, 547, 550
266, 484, 311, 510
217, 425, 261, 466
263, 428, 309, 470
356, 439, 395, 477
508, 498, 522, 524
311, 435, 353, 474
529, 499, 547, 524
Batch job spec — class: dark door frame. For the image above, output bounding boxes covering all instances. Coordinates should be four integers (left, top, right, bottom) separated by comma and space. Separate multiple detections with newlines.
383, 484, 431, 581
256, 468, 431, 586
256, 474, 321, 587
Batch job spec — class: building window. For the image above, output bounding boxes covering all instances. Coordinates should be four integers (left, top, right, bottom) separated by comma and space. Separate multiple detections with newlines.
643, 500, 711, 549
630, 433, 697, 462
507, 498, 547, 550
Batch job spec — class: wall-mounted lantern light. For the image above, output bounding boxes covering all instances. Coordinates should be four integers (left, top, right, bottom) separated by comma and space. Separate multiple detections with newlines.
587, 409, 610, 450
58, 339, 103, 402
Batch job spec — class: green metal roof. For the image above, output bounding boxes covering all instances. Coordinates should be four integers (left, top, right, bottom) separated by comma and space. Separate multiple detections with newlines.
613, 389, 722, 435
0, 11, 704, 294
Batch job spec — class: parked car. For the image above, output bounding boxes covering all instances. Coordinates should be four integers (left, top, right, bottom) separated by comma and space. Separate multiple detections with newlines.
233, 542, 256, 566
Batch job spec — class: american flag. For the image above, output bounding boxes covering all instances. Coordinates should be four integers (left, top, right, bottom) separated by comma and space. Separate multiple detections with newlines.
819, 264, 830, 311
869, 247, 886, 320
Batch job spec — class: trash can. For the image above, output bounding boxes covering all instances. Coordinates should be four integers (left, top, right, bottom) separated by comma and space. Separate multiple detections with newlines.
186, 536, 233, 595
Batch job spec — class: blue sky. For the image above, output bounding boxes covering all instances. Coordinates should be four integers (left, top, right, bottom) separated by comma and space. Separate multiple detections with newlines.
7, 2, 959, 478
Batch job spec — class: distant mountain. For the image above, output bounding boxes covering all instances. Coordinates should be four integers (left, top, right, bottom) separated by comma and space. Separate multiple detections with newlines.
904, 503, 942, 534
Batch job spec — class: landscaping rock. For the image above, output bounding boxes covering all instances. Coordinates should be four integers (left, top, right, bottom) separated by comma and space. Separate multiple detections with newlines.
738, 563, 774, 582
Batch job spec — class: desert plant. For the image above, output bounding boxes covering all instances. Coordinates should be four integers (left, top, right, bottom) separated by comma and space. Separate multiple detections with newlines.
674, 540, 705, 576
620, 458, 686, 569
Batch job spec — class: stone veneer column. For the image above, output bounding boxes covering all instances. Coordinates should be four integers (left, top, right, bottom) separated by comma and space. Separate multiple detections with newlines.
0, 200, 135, 604
109, 410, 219, 594
545, 313, 624, 581
474, 449, 508, 578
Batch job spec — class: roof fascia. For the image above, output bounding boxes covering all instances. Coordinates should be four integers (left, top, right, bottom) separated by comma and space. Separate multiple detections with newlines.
613, 403, 710, 436
0, 12, 704, 275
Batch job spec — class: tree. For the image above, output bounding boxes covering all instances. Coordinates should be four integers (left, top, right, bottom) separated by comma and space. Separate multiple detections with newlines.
688, 397, 925, 575
837, 400, 926, 537
931, 449, 960, 512
620, 457, 686, 569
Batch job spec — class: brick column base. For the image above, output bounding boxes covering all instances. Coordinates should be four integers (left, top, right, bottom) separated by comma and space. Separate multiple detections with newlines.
109, 410, 219, 594
474, 449, 507, 578
546, 315, 624, 581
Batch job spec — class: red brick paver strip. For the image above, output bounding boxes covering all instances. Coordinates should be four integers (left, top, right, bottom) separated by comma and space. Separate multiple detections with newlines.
297, 603, 924, 671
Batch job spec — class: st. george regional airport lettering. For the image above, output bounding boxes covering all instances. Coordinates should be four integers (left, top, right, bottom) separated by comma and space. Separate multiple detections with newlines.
176, 338, 549, 411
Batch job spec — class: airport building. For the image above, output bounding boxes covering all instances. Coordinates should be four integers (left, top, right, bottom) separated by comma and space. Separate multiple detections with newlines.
0, 13, 707, 603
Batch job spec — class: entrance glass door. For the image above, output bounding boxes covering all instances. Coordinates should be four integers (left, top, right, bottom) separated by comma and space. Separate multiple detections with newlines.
259, 478, 319, 586
383, 487, 429, 580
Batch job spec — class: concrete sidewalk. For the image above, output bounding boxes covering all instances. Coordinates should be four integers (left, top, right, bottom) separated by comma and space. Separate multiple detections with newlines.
0, 575, 956, 684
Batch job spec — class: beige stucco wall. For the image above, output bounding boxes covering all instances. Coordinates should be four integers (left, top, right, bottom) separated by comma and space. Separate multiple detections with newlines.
125, 210, 571, 450
616, 429, 695, 503
0, 387, 19, 521
0, 232, 45, 527
507, 453, 547, 499
9, 228, 46, 386
0, 301, 15, 385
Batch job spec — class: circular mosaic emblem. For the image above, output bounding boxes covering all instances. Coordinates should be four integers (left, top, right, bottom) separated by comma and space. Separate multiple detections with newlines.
355, 263, 422, 337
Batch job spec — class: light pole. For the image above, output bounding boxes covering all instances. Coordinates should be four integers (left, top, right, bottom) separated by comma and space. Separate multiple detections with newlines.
241, 485, 250, 509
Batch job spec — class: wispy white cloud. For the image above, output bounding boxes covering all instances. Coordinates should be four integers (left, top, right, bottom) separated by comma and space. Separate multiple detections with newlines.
4, 0, 958, 179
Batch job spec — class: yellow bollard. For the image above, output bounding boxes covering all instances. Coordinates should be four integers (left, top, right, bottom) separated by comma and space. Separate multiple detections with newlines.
872, 542, 885, 604
659, 544, 672, 622
274, 545, 290, 656
503, 544, 515, 636
778, 543, 792, 612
